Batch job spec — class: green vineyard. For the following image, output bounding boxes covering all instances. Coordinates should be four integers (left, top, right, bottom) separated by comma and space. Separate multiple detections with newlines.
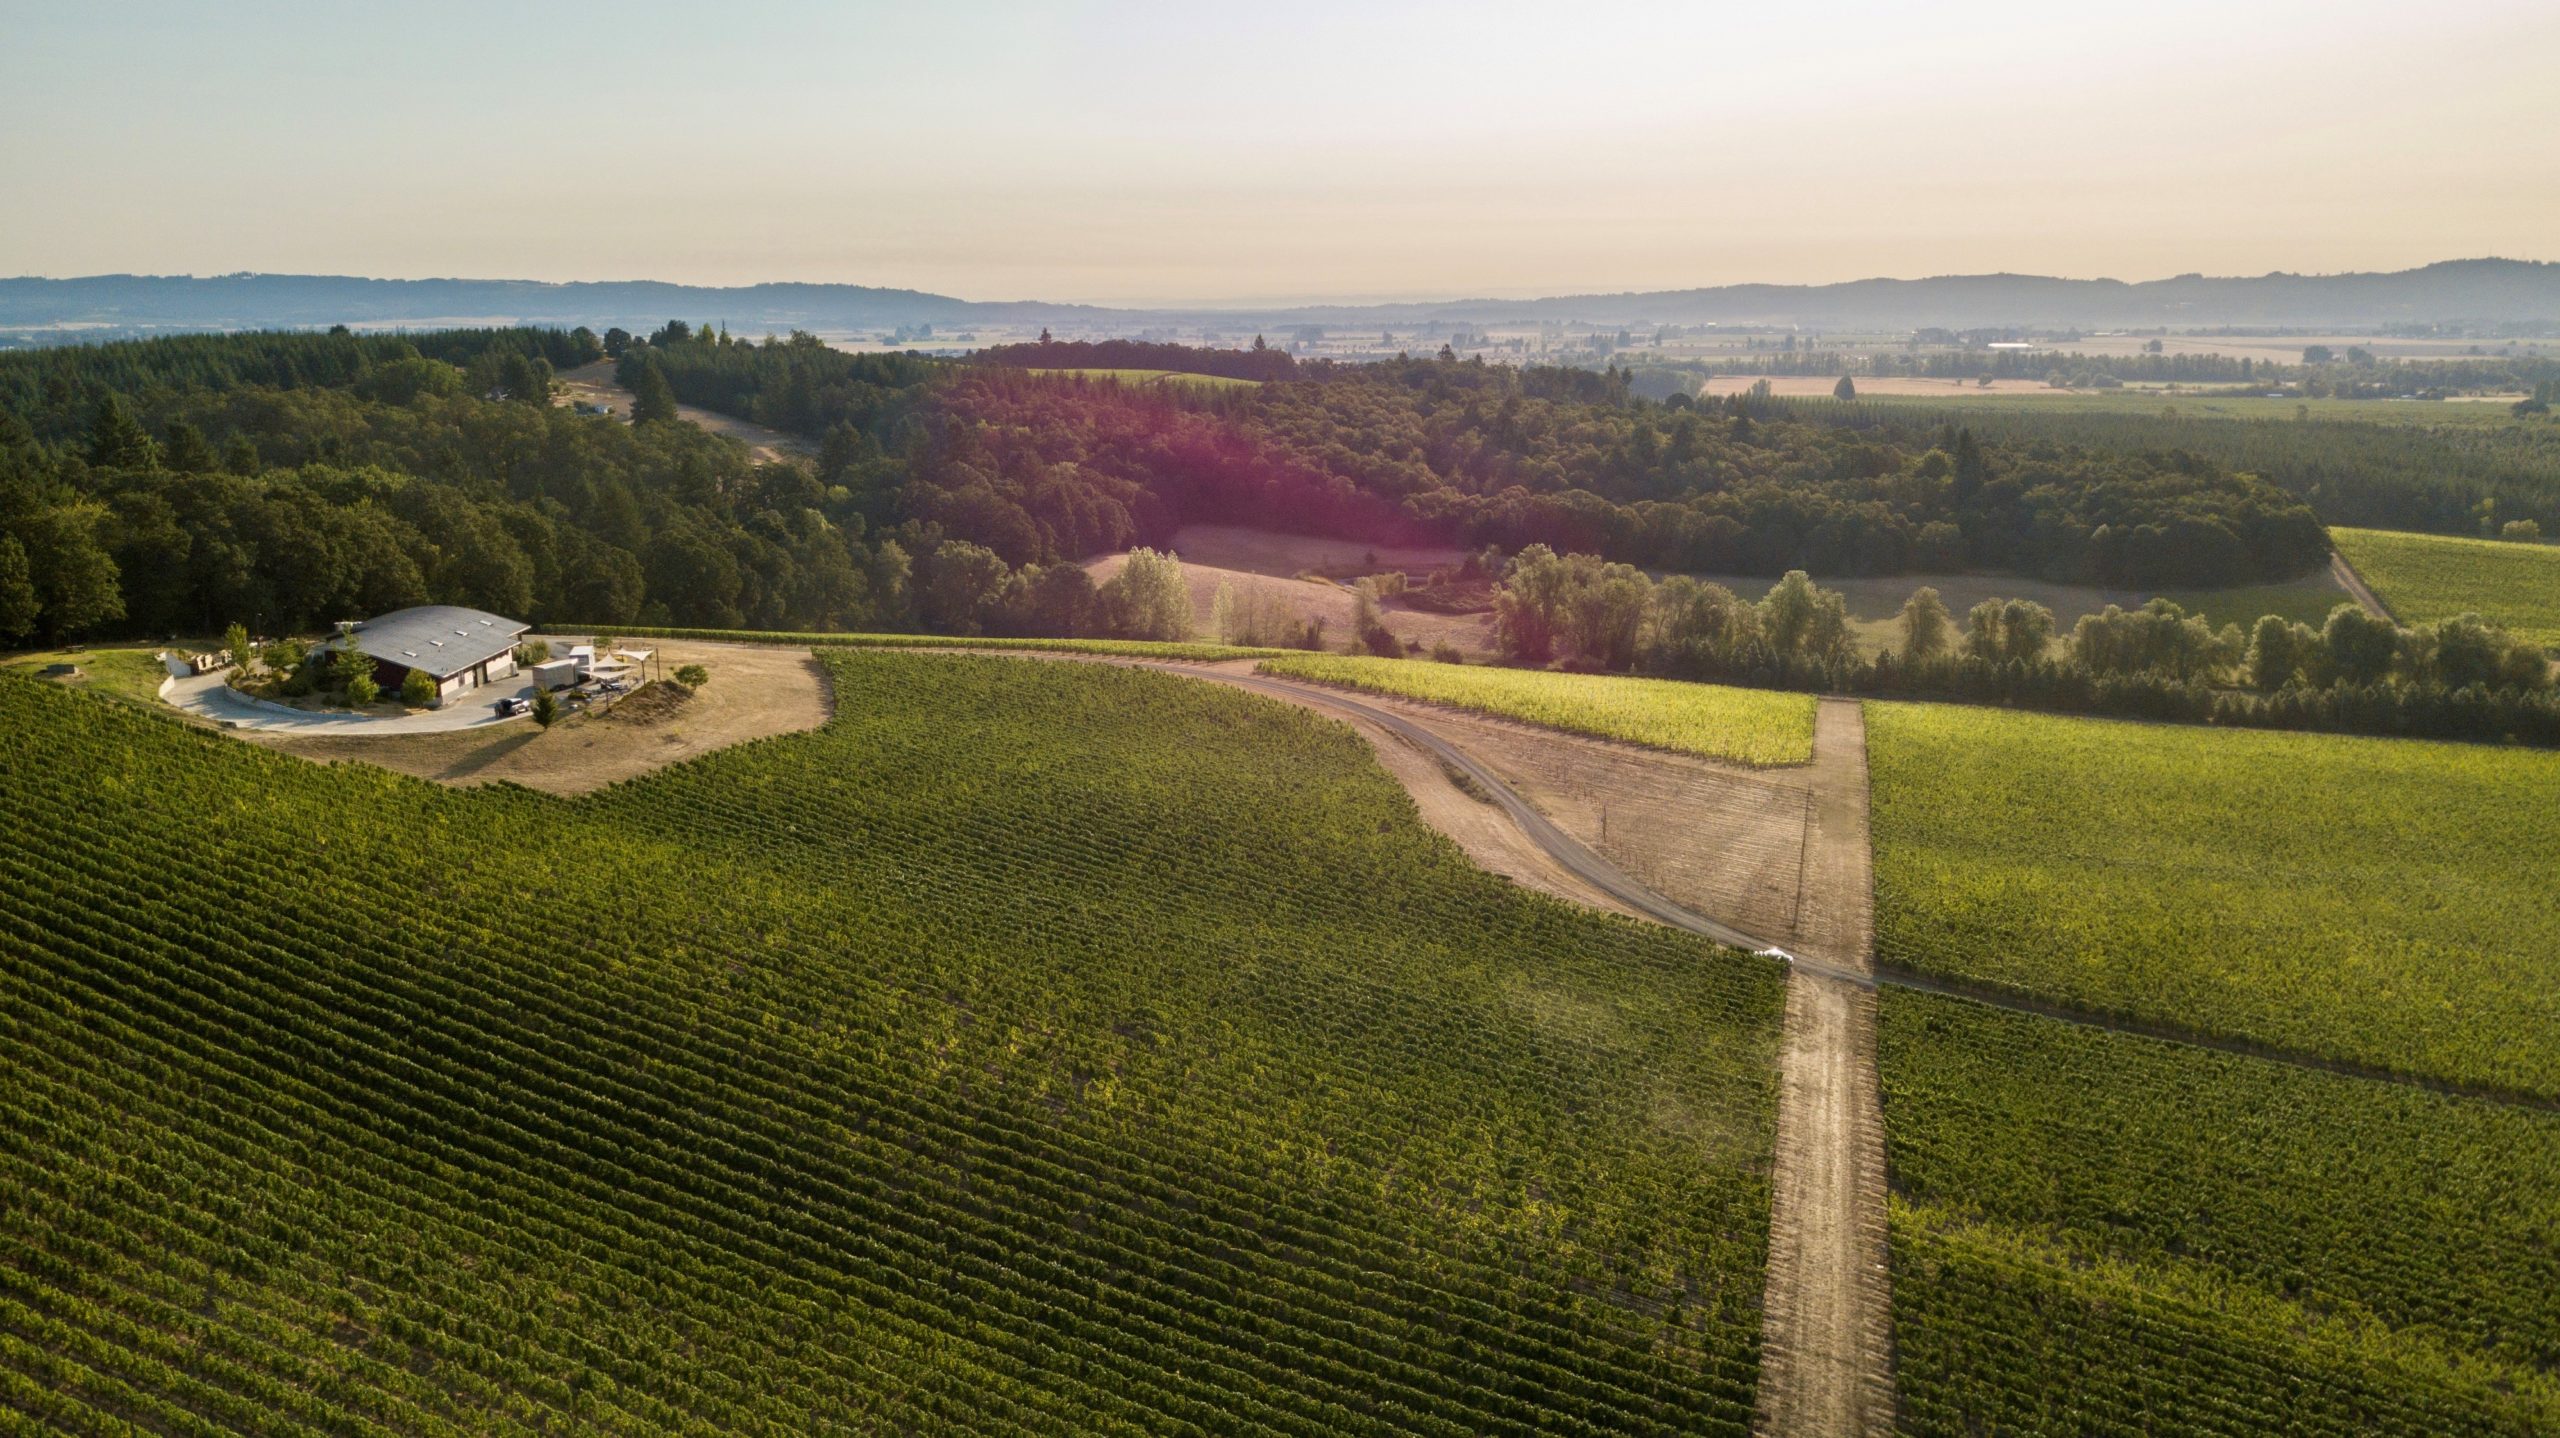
1254, 655, 1818, 767
2331, 525, 2560, 648
0, 654, 1786, 1434
1880, 990, 2560, 1436
1866, 700, 2560, 1099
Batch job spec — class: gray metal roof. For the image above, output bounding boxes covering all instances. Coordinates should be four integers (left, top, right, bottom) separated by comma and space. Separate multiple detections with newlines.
339, 605, 528, 678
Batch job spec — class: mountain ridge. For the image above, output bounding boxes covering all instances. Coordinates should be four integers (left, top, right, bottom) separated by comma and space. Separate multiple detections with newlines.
4, 258, 2554, 335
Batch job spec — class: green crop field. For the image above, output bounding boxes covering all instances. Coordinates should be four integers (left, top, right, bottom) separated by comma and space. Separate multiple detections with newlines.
1866, 701, 2560, 1098
1881, 990, 2560, 1437
2330, 525, 2560, 648
0, 653, 1786, 1435
1255, 655, 1817, 767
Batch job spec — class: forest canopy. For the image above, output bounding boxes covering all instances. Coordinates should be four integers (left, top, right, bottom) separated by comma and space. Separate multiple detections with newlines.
2, 330, 2343, 647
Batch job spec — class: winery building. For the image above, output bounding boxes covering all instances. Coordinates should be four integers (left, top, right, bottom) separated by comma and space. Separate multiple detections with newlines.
332, 605, 530, 703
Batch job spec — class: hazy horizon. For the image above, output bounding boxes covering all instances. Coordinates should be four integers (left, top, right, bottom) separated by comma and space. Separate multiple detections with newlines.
5, 0, 2557, 306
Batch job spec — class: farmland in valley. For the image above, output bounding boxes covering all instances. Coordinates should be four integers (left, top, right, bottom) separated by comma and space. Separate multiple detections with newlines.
1880, 990, 2560, 1437
2331, 525, 2560, 647
1865, 701, 2560, 1098
1256, 654, 1818, 767
0, 654, 1787, 1434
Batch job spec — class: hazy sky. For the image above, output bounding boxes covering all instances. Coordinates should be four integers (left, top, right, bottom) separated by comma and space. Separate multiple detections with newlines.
4, 0, 2555, 304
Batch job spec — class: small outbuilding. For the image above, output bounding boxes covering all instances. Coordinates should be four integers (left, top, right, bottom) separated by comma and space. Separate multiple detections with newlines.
329, 605, 530, 705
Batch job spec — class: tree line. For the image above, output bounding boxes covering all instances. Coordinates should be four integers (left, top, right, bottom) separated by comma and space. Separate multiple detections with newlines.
976, 334, 1301, 382
1468, 543, 2559, 746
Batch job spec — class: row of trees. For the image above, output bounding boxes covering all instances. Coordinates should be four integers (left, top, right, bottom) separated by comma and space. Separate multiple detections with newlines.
899, 541, 1194, 640
1466, 542, 2556, 745
977, 335, 1300, 382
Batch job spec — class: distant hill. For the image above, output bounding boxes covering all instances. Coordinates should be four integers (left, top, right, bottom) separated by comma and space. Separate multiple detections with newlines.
1410, 259, 2560, 330
4, 258, 2555, 336
0, 273, 1107, 335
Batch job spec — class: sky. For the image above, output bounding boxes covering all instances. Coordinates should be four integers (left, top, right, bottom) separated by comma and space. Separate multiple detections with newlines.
3, 0, 2556, 306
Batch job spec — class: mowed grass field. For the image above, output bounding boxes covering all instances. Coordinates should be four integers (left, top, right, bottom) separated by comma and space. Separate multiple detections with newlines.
2330, 525, 2560, 648
0, 654, 1786, 1435
1882, 991, 2560, 1437
1865, 701, 2560, 1099
1256, 654, 1818, 766
0, 642, 188, 706
2154, 577, 2357, 630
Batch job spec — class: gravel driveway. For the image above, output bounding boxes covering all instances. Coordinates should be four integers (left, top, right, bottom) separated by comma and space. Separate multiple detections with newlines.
164, 667, 537, 733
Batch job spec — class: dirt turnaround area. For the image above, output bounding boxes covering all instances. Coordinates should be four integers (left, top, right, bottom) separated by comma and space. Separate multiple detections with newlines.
249, 639, 831, 795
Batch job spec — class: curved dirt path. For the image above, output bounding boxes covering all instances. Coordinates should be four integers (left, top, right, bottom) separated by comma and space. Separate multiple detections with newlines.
1172, 667, 1896, 1433
555, 360, 813, 465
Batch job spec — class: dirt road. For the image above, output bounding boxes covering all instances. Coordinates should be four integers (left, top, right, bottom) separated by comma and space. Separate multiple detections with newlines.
555, 360, 813, 465
1753, 701, 1894, 1438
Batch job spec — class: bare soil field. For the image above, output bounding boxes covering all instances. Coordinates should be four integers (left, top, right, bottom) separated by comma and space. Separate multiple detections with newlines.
249, 639, 830, 795
1194, 665, 1824, 944
1152, 523, 1468, 579
554, 360, 813, 465
1085, 545, 1499, 658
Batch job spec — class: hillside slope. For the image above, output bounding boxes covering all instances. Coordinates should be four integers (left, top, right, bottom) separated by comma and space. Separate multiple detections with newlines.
0, 655, 1784, 1435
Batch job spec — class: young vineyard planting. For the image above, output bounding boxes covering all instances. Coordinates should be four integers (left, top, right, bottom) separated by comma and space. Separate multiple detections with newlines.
1254, 655, 1817, 767
1880, 990, 2560, 1436
0, 654, 1787, 1435
1865, 701, 2560, 1099
2331, 525, 2560, 648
